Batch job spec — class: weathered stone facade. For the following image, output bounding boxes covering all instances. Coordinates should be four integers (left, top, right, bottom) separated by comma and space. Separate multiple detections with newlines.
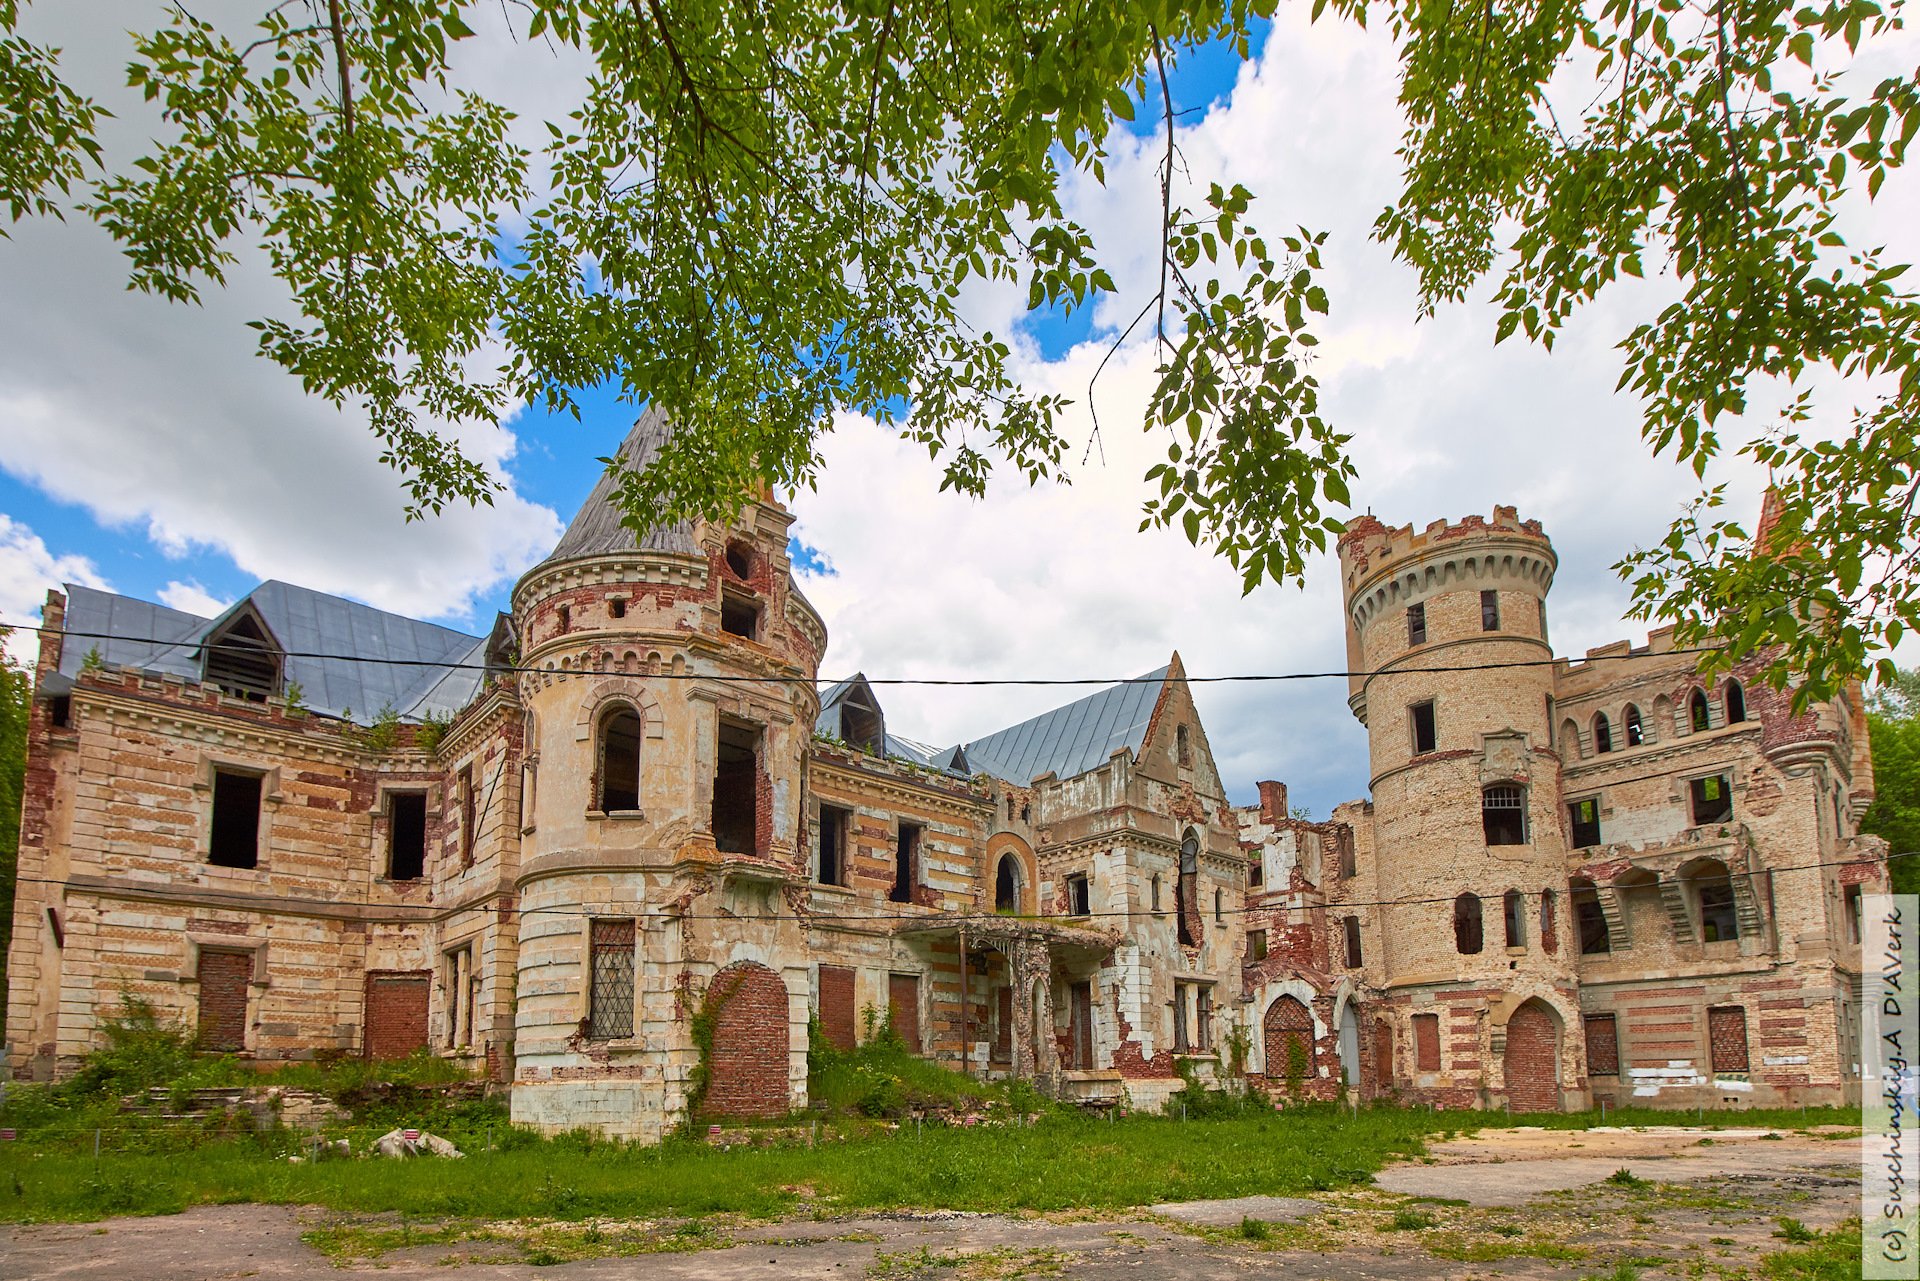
2, 455, 1883, 1128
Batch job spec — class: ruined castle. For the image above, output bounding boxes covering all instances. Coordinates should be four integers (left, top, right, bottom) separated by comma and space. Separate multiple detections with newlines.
3, 414, 1887, 1131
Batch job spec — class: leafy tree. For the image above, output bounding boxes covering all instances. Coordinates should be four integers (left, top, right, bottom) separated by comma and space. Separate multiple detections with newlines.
3, 0, 1916, 700
1861, 666, 1920, 893
0, 630, 29, 1008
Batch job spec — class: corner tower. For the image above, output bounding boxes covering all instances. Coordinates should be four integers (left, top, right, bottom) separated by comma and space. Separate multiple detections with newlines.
1338, 508, 1586, 1110
508, 409, 828, 1139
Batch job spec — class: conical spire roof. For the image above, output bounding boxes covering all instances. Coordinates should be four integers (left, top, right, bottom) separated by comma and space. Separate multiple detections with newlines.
547, 407, 701, 561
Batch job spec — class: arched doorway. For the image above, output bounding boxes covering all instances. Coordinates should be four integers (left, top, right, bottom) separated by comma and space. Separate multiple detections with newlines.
1264, 995, 1315, 1082
1337, 1001, 1360, 1091
703, 962, 790, 1118
995, 854, 1020, 913
1503, 999, 1561, 1113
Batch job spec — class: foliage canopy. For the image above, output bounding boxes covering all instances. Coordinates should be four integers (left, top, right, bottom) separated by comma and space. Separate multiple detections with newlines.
2, 0, 1916, 698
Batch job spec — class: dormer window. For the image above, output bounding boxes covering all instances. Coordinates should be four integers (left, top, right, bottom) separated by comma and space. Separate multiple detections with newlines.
203, 607, 282, 701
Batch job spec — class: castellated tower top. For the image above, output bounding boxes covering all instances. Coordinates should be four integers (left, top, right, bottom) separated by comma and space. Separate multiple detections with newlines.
1338, 506, 1555, 624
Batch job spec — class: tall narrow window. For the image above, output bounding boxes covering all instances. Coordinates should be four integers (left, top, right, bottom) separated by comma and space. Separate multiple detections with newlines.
1195, 987, 1213, 1053
1725, 680, 1747, 724
1067, 872, 1091, 916
209, 768, 263, 869
1453, 892, 1484, 954
1249, 856, 1264, 888
1568, 797, 1602, 848
1173, 983, 1191, 1052
458, 763, 476, 866
1482, 784, 1527, 845
1480, 589, 1500, 631
1175, 724, 1192, 767
1592, 712, 1613, 754
1343, 916, 1363, 967
1689, 688, 1712, 733
1214, 888, 1224, 923
1846, 883, 1864, 943
1571, 878, 1611, 955
1690, 774, 1733, 825
1407, 602, 1427, 646
1503, 889, 1526, 948
995, 853, 1020, 913
890, 821, 921, 903
712, 720, 762, 854
1540, 890, 1558, 955
1410, 700, 1437, 754
1177, 831, 1201, 945
587, 919, 635, 1039
596, 704, 642, 812
817, 803, 851, 886
1623, 705, 1644, 746
1151, 873, 1162, 912
387, 791, 427, 880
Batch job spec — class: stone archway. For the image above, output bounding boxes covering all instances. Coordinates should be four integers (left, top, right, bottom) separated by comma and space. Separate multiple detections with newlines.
703, 961, 790, 1118
1503, 998, 1561, 1113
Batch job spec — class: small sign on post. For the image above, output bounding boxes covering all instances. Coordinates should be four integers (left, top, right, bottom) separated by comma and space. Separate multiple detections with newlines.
0, 1128, 15, 1141
402, 1128, 421, 1143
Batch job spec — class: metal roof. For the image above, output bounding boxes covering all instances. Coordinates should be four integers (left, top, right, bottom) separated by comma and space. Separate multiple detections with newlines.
58, 581, 481, 725
958, 666, 1169, 784
546, 407, 701, 562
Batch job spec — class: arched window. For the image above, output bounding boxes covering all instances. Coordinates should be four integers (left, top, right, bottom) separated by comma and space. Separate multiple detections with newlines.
1559, 718, 1583, 759
995, 854, 1020, 914
1651, 693, 1674, 741
1454, 892, 1484, 954
1682, 858, 1740, 941
1623, 705, 1644, 747
1503, 889, 1526, 948
1592, 712, 1613, 754
724, 539, 756, 580
1570, 878, 1610, 955
1689, 688, 1711, 733
1482, 784, 1528, 845
1265, 996, 1316, 1079
1214, 888, 1225, 923
1725, 680, 1747, 724
1151, 874, 1162, 912
596, 704, 642, 811
1177, 831, 1200, 946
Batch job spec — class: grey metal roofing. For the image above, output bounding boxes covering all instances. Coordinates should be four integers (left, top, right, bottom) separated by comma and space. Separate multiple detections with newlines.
58, 581, 482, 725
958, 666, 1169, 784
546, 407, 701, 562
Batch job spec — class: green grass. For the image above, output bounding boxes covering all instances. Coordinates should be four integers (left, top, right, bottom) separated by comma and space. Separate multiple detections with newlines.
1759, 1218, 1862, 1280
1481, 1103, 1861, 1132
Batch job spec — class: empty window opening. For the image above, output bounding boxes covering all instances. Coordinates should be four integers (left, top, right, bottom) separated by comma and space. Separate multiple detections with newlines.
1248, 929, 1268, 962
1624, 704, 1645, 746
49, 694, 71, 728
1585, 1013, 1620, 1075
1571, 878, 1611, 955
443, 944, 476, 1049
1413, 1012, 1441, 1071
1687, 859, 1740, 941
1151, 874, 1162, 911
1177, 831, 1201, 945
1480, 589, 1500, 631
204, 610, 281, 700
1249, 856, 1264, 887
1482, 784, 1527, 845
720, 592, 762, 640
1411, 700, 1437, 754
1593, 713, 1613, 754
890, 821, 921, 903
1725, 680, 1747, 724
1690, 773, 1733, 825
1175, 723, 1192, 767
1569, 797, 1602, 848
458, 763, 476, 866
556, 604, 571, 634
387, 791, 427, 880
1338, 830, 1356, 879
209, 768, 263, 869
1846, 883, 1864, 943
1454, 892, 1484, 954
995, 853, 1020, 913
608, 597, 627, 620
713, 720, 763, 855
1066, 872, 1091, 916
1020, 802, 1030, 823
1344, 916, 1363, 967
1214, 888, 1224, 923
1689, 688, 1711, 733
1503, 889, 1526, 948
597, 704, 642, 812
587, 918, 635, 1040
1407, 601, 1427, 646
816, 803, 851, 886
724, 540, 756, 580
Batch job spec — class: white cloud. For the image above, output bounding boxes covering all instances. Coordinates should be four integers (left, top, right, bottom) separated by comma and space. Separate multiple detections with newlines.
155, 581, 231, 619
0, 515, 110, 666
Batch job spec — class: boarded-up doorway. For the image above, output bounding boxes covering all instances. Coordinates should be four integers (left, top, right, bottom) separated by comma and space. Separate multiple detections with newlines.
196, 949, 252, 1052
1067, 982, 1094, 1069
888, 973, 922, 1053
1504, 999, 1561, 1113
704, 961, 791, 1118
365, 972, 431, 1059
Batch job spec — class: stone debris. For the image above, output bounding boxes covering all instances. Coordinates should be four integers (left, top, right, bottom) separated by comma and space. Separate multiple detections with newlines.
370, 1128, 464, 1159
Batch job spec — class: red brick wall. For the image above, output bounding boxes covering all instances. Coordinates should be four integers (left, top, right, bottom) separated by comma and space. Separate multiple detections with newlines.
1504, 1001, 1560, 1112
1709, 1005, 1750, 1072
196, 950, 252, 1052
703, 962, 789, 1118
365, 972, 431, 1060
817, 965, 856, 1052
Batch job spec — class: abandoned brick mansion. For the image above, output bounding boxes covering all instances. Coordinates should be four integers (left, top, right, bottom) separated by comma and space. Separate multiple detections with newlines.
3, 414, 1888, 1133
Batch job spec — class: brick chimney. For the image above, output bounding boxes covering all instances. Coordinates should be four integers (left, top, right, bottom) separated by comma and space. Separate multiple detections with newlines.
1256, 780, 1288, 822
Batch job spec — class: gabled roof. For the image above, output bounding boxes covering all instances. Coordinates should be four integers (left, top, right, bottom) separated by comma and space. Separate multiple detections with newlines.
58, 581, 482, 725
546, 407, 700, 562
959, 666, 1170, 784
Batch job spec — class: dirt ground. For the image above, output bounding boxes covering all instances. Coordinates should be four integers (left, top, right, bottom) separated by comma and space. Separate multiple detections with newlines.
2, 1126, 1862, 1280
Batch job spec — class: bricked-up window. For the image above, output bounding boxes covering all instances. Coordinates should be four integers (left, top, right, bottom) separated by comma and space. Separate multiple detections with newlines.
596, 704, 642, 812
890, 821, 921, 903
1584, 1013, 1620, 1075
1690, 773, 1733, 825
1689, 688, 1712, 732
208, 768, 263, 868
586, 919, 635, 1039
720, 589, 762, 640
713, 719, 762, 855
1248, 929, 1267, 961
995, 853, 1020, 913
1540, 890, 1558, 954
1725, 680, 1747, 724
1503, 889, 1526, 948
1343, 916, 1363, 967
458, 763, 476, 865
387, 791, 427, 880
1410, 700, 1437, 755
556, 603, 571, 633
817, 804, 851, 886
1066, 872, 1091, 916
1407, 602, 1427, 646
1708, 1005, 1750, 1072
1453, 893, 1484, 954
1571, 878, 1611, 954
195, 949, 251, 1051
1624, 704, 1645, 746
1480, 589, 1500, 631
1688, 858, 1741, 941
1482, 784, 1528, 845
889, 973, 923, 1053
1413, 1012, 1441, 1071
1592, 712, 1613, 753
1569, 797, 1602, 848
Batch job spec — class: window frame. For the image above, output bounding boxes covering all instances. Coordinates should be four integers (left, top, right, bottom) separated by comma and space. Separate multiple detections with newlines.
1568, 796, 1602, 849
1407, 601, 1427, 646
1480, 589, 1500, 631
1410, 699, 1438, 755
385, 789, 429, 881
1482, 783, 1528, 845
1689, 773, 1734, 825
208, 766, 265, 869
586, 918, 636, 1040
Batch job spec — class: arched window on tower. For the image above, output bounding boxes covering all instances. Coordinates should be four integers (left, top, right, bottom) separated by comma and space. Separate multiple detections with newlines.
1689, 688, 1712, 733
1623, 704, 1644, 746
1725, 680, 1747, 725
595, 704, 642, 812
1592, 712, 1613, 754
1454, 893, 1485, 954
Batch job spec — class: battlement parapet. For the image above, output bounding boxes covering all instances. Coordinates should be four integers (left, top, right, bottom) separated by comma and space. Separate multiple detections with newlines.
1339, 507, 1551, 588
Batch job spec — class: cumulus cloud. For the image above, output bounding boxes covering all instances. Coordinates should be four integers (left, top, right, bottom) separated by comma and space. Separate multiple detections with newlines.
0, 515, 109, 666
155, 581, 231, 619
